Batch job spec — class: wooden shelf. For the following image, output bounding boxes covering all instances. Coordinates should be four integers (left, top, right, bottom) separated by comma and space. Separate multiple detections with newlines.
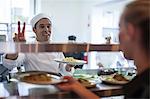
0, 42, 120, 53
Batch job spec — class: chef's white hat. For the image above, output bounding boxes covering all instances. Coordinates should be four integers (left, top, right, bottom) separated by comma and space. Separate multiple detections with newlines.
30, 13, 51, 28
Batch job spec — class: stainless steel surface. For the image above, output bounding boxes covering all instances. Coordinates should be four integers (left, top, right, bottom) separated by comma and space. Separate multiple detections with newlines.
0, 69, 125, 98
0, 42, 120, 53
0, 81, 123, 98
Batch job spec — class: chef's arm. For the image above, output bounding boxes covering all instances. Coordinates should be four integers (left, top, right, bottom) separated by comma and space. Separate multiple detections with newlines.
3, 53, 25, 70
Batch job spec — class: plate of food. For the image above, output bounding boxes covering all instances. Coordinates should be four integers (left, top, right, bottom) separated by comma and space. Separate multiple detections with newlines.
54, 57, 86, 66
13, 71, 67, 85
97, 69, 117, 76
78, 78, 96, 88
100, 74, 129, 85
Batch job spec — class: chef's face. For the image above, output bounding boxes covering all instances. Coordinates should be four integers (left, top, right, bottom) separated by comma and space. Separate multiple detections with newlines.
33, 18, 51, 42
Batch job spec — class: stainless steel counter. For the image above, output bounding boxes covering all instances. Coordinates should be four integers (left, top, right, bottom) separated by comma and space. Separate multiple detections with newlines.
0, 69, 125, 98
0, 76, 124, 99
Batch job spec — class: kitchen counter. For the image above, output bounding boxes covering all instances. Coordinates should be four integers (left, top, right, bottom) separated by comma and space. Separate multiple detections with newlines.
0, 79, 124, 99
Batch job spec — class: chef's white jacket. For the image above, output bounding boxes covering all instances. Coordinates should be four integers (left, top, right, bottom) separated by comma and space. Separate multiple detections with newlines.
3, 52, 73, 76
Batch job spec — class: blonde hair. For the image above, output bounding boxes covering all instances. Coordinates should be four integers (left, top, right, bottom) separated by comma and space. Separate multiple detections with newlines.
123, 0, 150, 54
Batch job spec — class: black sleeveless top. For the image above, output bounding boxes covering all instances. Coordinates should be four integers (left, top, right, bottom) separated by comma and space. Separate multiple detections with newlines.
123, 68, 150, 99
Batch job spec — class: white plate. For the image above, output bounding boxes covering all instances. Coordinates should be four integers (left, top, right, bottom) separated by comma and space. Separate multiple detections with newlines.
14, 71, 67, 85
54, 59, 86, 66
100, 75, 129, 85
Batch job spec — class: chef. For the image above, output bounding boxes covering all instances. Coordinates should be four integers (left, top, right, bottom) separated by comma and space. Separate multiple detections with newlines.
3, 13, 73, 76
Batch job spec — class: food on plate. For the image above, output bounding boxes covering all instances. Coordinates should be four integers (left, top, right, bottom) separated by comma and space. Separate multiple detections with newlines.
103, 74, 129, 82
113, 74, 129, 81
63, 57, 77, 62
54, 57, 86, 65
78, 78, 96, 88
100, 73, 130, 85
21, 73, 52, 83
97, 69, 117, 75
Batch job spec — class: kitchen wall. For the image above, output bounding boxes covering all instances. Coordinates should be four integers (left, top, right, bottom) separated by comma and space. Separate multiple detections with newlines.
91, 0, 133, 44
36, 0, 134, 69
37, 0, 133, 43
36, 0, 102, 43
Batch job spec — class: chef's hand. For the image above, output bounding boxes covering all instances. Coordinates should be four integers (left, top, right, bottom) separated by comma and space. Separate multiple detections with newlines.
13, 21, 26, 42
65, 64, 74, 72
5, 21, 26, 60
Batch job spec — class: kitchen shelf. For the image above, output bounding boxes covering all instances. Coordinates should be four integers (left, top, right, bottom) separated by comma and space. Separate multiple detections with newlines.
0, 42, 120, 53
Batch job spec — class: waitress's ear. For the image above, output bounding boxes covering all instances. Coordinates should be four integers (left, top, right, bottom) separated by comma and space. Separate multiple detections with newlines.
127, 23, 136, 40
